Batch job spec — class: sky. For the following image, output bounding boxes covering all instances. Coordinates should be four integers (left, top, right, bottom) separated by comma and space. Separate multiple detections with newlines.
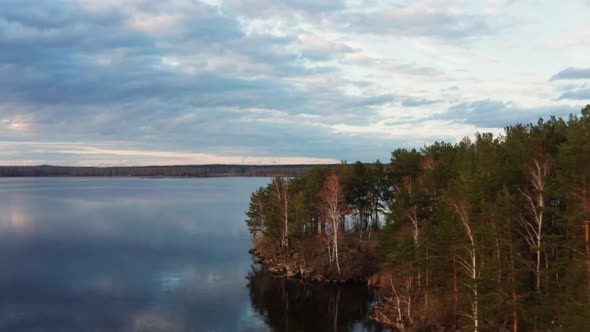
0, 0, 589, 166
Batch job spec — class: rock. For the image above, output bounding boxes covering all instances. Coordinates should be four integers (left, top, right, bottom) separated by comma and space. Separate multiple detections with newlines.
313, 274, 327, 282
284, 265, 293, 276
301, 269, 313, 279
248, 248, 264, 259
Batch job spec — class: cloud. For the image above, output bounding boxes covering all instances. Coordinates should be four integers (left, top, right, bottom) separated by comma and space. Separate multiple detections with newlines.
0, 0, 587, 165
440, 100, 580, 127
402, 97, 442, 107
298, 35, 356, 60
558, 87, 590, 100
333, 4, 498, 40
343, 53, 446, 78
550, 67, 590, 80
0, 142, 339, 166
222, 0, 347, 19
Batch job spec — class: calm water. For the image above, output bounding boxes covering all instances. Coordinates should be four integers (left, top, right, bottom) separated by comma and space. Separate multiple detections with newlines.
0, 177, 386, 332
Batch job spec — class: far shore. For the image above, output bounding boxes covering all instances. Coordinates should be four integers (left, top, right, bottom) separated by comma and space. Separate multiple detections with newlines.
0, 164, 342, 178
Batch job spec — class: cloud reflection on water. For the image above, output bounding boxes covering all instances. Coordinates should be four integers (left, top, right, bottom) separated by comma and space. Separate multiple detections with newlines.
0, 177, 385, 331
0, 178, 267, 331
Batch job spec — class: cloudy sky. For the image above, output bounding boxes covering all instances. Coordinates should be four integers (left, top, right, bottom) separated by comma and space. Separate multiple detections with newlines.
1, 0, 589, 166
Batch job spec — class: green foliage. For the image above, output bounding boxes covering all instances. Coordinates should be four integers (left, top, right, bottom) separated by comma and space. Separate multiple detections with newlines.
245, 105, 590, 330
376, 105, 590, 330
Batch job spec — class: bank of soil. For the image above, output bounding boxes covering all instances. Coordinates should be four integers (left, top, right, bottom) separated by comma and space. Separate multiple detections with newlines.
249, 232, 379, 284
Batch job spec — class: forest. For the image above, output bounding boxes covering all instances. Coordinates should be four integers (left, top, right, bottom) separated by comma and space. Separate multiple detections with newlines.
0, 164, 327, 177
245, 105, 590, 331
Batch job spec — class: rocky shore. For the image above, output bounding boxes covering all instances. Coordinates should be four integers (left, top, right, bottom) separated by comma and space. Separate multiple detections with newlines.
248, 242, 403, 329
248, 248, 369, 284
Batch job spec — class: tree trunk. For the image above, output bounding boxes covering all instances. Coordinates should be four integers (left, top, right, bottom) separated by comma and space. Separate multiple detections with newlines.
586, 220, 590, 303
453, 254, 458, 330
319, 174, 345, 277
472, 249, 479, 332
425, 246, 430, 311
508, 221, 519, 332
510, 253, 518, 332
333, 216, 341, 276
284, 181, 289, 251
452, 201, 479, 332
518, 159, 548, 294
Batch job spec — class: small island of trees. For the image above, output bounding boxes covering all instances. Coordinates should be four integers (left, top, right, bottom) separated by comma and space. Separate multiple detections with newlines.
246, 105, 590, 331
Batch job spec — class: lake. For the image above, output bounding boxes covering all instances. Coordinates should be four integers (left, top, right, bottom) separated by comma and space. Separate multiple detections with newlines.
0, 177, 386, 332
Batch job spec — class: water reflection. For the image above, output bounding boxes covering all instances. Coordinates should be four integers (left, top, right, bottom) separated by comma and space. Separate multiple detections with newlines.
0, 178, 385, 331
247, 265, 388, 332
1, 194, 33, 232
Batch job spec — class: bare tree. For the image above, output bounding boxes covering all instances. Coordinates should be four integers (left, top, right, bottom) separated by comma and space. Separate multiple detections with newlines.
402, 177, 420, 250
517, 159, 549, 293
272, 177, 290, 254
451, 200, 479, 332
319, 174, 347, 276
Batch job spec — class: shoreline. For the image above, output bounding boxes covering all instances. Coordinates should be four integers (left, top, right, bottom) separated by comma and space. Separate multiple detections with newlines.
248, 247, 399, 329
248, 247, 370, 284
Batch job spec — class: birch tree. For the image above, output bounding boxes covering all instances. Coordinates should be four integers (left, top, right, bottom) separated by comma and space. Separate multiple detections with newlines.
319, 174, 346, 276
271, 177, 290, 254
451, 199, 480, 332
517, 159, 549, 293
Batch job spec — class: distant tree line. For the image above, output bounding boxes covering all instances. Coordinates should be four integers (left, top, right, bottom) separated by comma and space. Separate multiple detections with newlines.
0, 164, 335, 177
246, 105, 590, 331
